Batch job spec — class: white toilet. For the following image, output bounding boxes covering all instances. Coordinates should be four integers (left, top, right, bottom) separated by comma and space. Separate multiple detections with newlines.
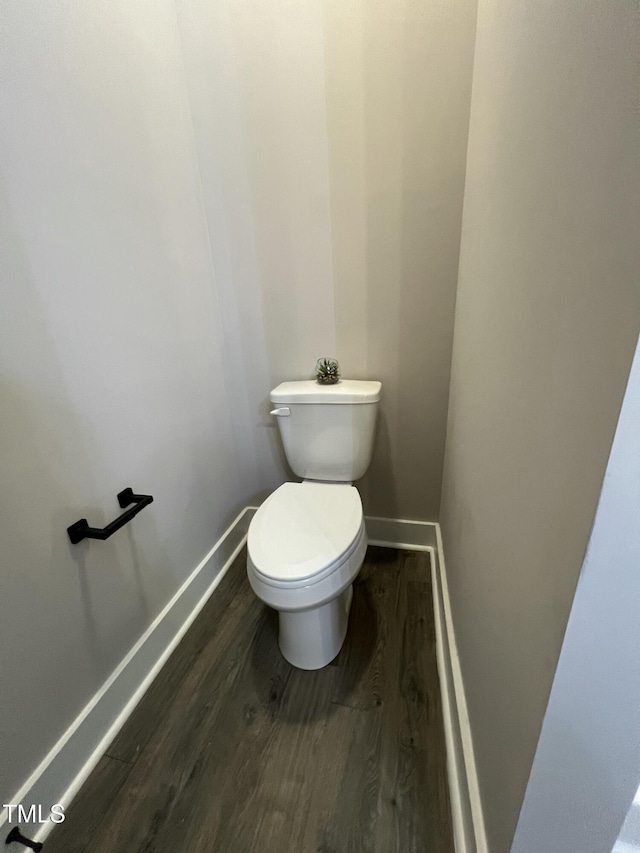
247, 379, 382, 670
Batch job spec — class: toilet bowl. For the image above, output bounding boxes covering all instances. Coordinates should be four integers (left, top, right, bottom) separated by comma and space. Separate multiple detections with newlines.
247, 481, 368, 669
246, 378, 381, 669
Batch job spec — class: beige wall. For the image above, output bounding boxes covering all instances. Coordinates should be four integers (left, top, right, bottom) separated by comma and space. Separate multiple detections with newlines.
323, 0, 477, 519
439, 0, 640, 850
177, 0, 478, 520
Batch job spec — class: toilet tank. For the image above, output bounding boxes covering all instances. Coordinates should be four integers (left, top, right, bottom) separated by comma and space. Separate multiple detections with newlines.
270, 380, 382, 482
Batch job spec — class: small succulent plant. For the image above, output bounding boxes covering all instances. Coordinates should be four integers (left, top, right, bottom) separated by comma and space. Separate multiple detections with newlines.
315, 357, 340, 385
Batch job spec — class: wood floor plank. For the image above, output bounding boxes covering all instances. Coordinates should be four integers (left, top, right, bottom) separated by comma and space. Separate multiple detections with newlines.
396, 548, 435, 583
43, 757, 132, 853
375, 576, 454, 852
239, 667, 337, 851
86, 606, 290, 852
330, 562, 394, 708
311, 702, 384, 853
45, 546, 454, 853
106, 547, 251, 764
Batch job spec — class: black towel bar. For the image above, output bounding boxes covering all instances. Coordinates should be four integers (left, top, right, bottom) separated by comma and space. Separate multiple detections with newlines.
67, 488, 154, 545
5, 826, 43, 851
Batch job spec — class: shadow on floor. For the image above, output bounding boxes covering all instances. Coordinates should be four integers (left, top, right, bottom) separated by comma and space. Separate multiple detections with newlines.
249, 581, 378, 725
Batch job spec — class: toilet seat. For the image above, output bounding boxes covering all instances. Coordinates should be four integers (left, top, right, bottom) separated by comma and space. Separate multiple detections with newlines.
248, 482, 363, 586
246, 481, 369, 666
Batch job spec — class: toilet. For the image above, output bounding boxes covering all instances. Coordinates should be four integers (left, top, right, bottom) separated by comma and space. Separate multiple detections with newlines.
247, 379, 382, 670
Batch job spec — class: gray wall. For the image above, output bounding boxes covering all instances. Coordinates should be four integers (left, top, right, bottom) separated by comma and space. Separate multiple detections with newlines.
0, 0, 279, 806
439, 0, 640, 850
1, 0, 477, 807
176, 0, 478, 521
511, 335, 640, 852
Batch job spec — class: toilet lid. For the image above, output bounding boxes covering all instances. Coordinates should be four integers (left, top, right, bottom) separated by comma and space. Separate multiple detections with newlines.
248, 482, 363, 583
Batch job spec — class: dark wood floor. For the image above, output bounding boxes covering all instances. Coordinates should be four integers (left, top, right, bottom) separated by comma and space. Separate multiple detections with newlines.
46, 546, 453, 853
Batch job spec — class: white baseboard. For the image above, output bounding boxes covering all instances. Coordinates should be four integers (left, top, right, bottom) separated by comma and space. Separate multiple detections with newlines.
2, 506, 255, 844
432, 523, 489, 853
365, 515, 436, 551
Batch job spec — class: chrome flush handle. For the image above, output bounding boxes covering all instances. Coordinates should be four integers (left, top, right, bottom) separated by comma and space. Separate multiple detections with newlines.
270, 407, 291, 417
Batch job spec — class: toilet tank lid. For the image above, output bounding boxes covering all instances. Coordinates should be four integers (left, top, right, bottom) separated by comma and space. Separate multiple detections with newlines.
271, 379, 382, 405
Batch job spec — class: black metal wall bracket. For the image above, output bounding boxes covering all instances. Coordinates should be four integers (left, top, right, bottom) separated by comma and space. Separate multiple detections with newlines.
5, 826, 43, 851
67, 488, 154, 545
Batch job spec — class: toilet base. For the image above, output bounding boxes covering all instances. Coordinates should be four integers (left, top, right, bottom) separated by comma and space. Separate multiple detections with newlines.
278, 585, 354, 670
